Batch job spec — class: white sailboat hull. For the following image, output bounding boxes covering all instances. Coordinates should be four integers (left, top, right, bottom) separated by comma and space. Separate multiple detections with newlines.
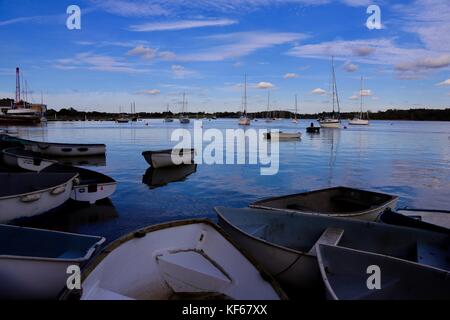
348, 118, 369, 125
319, 119, 340, 128
239, 117, 251, 126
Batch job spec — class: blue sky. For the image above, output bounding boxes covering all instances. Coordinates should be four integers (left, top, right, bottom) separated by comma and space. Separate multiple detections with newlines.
0, 0, 449, 113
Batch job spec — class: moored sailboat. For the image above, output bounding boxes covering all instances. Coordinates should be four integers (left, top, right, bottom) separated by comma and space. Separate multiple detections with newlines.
349, 76, 369, 125
319, 57, 341, 129
238, 74, 251, 126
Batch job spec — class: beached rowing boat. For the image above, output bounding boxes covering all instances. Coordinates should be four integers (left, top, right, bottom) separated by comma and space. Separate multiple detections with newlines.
62, 220, 285, 300
3, 147, 57, 172
142, 149, 195, 169
317, 244, 450, 300
0, 224, 104, 300
42, 164, 116, 204
215, 207, 450, 293
250, 187, 398, 221
0, 172, 78, 223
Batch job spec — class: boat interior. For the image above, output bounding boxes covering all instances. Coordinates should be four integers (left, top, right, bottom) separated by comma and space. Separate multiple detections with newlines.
43, 164, 115, 185
0, 225, 102, 259
252, 187, 397, 214
0, 173, 77, 198
79, 222, 279, 300
216, 207, 450, 271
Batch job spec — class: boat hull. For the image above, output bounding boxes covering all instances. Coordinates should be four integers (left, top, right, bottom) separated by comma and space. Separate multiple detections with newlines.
239, 117, 251, 126
397, 209, 450, 230
0, 173, 77, 223
142, 149, 195, 169
264, 132, 301, 140
348, 119, 369, 125
63, 220, 285, 300
319, 120, 340, 128
26, 143, 106, 157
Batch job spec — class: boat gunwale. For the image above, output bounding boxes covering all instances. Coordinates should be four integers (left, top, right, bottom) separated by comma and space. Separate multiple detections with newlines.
250, 186, 399, 218
0, 172, 79, 200
0, 224, 105, 263
70, 218, 288, 300
3, 147, 57, 163
142, 148, 195, 156
215, 207, 316, 258
316, 244, 450, 301
3, 136, 105, 148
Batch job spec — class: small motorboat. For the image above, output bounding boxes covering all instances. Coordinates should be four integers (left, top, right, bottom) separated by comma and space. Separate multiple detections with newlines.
380, 208, 449, 233
3, 147, 57, 172
42, 164, 116, 204
264, 131, 301, 141
61, 220, 285, 300
142, 164, 197, 188
1, 135, 106, 157
250, 186, 398, 221
142, 149, 195, 169
317, 244, 450, 300
0, 172, 78, 223
306, 123, 320, 133
0, 224, 105, 300
215, 207, 450, 293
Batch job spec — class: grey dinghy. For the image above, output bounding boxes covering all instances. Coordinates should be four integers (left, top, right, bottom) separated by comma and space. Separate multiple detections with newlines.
3, 147, 57, 172
250, 187, 398, 221
42, 164, 116, 204
1, 135, 106, 157
215, 207, 450, 292
317, 244, 450, 300
142, 149, 195, 169
63, 220, 285, 300
0, 224, 104, 300
0, 173, 78, 223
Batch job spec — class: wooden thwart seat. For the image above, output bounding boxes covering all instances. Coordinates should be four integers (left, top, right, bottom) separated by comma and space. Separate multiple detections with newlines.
309, 228, 345, 256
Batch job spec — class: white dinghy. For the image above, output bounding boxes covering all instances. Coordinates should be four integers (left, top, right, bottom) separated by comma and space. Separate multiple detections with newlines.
62, 220, 285, 300
251, 186, 398, 221
215, 207, 450, 294
1, 135, 106, 157
0, 172, 78, 223
264, 131, 301, 141
317, 244, 450, 300
43, 164, 116, 204
142, 149, 195, 169
0, 224, 104, 300
3, 147, 57, 172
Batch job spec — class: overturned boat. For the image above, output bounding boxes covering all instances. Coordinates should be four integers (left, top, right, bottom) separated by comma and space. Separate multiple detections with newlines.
42, 164, 116, 204
264, 131, 301, 141
3, 147, 57, 172
215, 207, 450, 293
0, 172, 78, 223
0, 224, 104, 300
62, 220, 285, 300
1, 135, 106, 157
317, 244, 450, 300
250, 187, 398, 221
379, 209, 449, 234
142, 164, 197, 189
142, 149, 195, 169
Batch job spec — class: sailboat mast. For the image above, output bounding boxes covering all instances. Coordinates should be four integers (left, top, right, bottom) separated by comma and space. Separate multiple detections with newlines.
331, 57, 335, 114
360, 76, 364, 118
295, 94, 298, 120
244, 74, 247, 115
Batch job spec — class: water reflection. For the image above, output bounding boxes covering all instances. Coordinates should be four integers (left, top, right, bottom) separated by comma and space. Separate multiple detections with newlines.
143, 164, 198, 189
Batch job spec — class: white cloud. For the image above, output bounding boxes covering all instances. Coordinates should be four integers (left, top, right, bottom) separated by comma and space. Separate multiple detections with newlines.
179, 31, 307, 62
159, 51, 177, 60
343, 62, 358, 72
349, 95, 359, 100
283, 73, 299, 79
255, 82, 274, 89
127, 46, 157, 60
55, 53, 148, 73
140, 89, 161, 95
437, 79, 450, 86
129, 19, 238, 32
171, 65, 195, 79
312, 88, 326, 95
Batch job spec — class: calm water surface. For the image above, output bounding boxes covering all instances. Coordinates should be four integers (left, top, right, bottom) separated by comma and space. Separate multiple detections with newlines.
9, 119, 450, 243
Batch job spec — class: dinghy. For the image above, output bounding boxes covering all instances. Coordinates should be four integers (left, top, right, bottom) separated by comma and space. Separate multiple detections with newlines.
42, 164, 116, 204
3, 147, 57, 172
264, 132, 301, 141
62, 220, 285, 300
142, 149, 195, 169
50, 155, 106, 167
250, 187, 398, 221
317, 244, 450, 300
215, 207, 450, 293
142, 164, 197, 188
379, 209, 450, 234
0, 224, 105, 300
0, 172, 78, 223
1, 135, 106, 157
